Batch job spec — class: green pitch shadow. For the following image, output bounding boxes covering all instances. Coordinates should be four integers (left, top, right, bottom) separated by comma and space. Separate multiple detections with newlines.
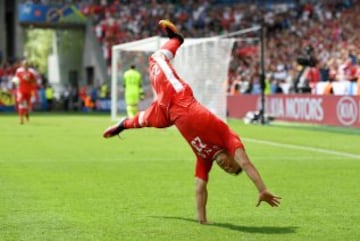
150, 216, 298, 234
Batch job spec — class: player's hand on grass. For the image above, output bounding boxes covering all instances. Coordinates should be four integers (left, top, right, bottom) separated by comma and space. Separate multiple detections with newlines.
256, 189, 281, 207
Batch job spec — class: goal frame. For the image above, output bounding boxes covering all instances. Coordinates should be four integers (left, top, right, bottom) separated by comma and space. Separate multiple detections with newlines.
110, 25, 265, 122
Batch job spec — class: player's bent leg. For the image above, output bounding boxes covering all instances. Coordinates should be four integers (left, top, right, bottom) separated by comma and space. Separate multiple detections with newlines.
122, 102, 171, 129
103, 102, 171, 138
139, 102, 171, 128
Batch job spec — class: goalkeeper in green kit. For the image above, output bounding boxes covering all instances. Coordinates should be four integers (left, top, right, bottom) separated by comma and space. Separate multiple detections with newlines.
123, 64, 144, 117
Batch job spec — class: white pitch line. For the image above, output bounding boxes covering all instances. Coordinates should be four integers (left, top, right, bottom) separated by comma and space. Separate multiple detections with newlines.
243, 138, 360, 160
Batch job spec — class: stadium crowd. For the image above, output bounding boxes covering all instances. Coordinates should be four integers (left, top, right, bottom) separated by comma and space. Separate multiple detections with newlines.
82, 0, 360, 95
2, 0, 360, 111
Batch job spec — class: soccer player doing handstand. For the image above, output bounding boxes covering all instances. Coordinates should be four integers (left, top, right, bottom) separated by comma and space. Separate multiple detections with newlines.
103, 19, 281, 224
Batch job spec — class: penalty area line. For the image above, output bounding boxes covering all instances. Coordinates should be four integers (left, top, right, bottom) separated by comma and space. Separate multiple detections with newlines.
243, 138, 360, 160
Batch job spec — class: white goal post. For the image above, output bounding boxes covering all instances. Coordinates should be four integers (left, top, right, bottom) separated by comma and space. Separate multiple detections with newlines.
111, 26, 261, 121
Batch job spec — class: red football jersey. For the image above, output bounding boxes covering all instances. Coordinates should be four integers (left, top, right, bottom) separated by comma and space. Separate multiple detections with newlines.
15, 67, 37, 93
146, 50, 244, 182
148, 53, 194, 109
171, 100, 244, 181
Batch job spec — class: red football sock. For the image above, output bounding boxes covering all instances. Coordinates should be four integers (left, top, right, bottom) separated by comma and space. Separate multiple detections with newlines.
18, 108, 26, 124
18, 108, 26, 116
124, 114, 142, 129
160, 38, 182, 58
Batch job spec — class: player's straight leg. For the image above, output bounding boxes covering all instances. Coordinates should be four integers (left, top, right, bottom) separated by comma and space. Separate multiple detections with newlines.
156, 19, 184, 61
25, 98, 31, 122
19, 108, 24, 124
159, 19, 184, 43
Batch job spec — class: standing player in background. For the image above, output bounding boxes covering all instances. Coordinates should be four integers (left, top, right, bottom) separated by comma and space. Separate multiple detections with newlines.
12, 60, 38, 124
123, 64, 144, 117
103, 20, 281, 224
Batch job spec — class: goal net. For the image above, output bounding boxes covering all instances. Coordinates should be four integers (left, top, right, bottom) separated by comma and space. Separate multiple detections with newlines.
111, 28, 260, 121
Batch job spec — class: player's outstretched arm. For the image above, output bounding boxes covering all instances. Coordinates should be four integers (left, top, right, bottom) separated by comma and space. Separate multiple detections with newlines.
234, 148, 281, 207
257, 189, 281, 207
195, 177, 209, 224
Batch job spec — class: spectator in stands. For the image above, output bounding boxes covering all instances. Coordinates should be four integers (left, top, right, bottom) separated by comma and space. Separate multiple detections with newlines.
61, 85, 70, 111
0, 61, 4, 84
89, 85, 98, 110
79, 85, 87, 110
99, 82, 108, 99
70, 86, 80, 111
45, 84, 54, 111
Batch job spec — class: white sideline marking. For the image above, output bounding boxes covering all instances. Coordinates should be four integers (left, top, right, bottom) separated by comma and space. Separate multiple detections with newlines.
243, 138, 360, 160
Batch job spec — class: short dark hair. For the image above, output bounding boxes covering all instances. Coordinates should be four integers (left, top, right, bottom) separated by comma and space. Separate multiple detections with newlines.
130, 64, 136, 69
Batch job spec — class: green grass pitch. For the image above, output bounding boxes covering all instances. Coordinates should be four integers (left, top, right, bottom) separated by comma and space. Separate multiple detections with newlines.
1, 113, 360, 241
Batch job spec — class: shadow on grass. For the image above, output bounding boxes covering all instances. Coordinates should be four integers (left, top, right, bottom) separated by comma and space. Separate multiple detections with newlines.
149, 216, 298, 234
